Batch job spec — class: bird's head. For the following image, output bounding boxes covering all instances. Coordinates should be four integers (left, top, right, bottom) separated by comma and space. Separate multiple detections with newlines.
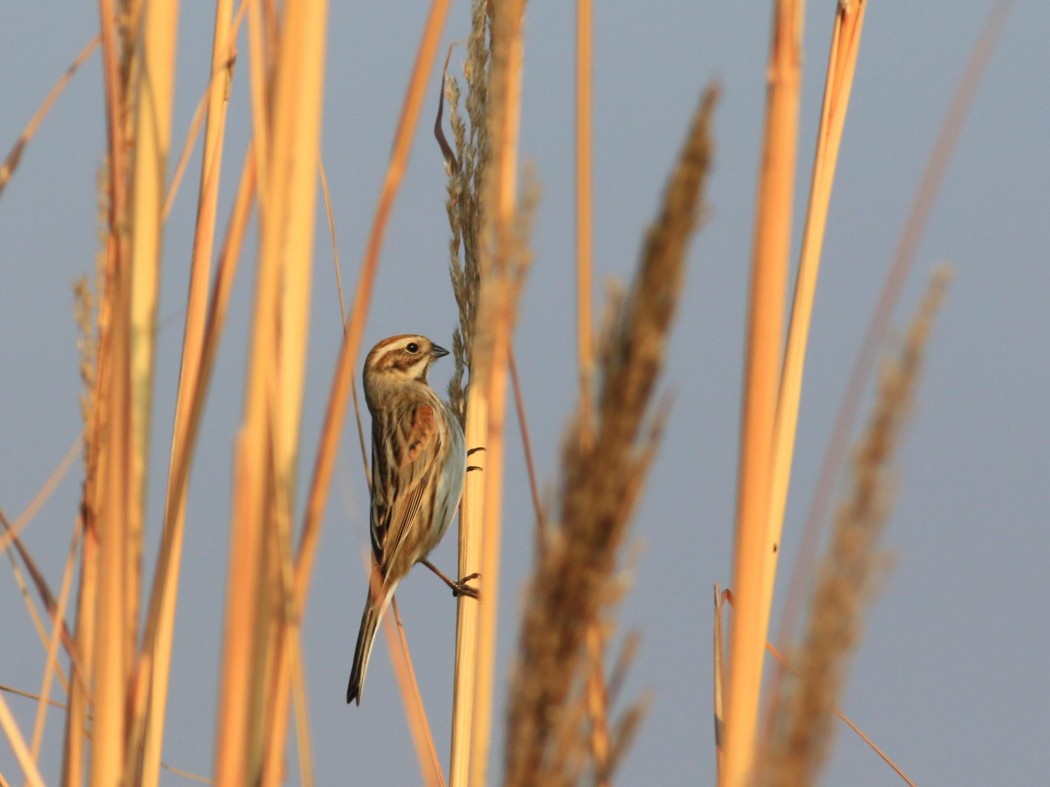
363, 334, 450, 395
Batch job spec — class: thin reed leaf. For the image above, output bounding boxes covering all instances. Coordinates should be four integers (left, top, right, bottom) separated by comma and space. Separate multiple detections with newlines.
1, 522, 57, 661
0, 685, 65, 710
0, 435, 81, 558
28, 514, 81, 764
0, 35, 99, 199
761, 268, 951, 786
291, 643, 315, 787
385, 599, 447, 787
0, 489, 84, 700
319, 155, 372, 489
763, 643, 916, 786
713, 587, 729, 781
160, 762, 213, 784
0, 694, 45, 787
507, 345, 544, 536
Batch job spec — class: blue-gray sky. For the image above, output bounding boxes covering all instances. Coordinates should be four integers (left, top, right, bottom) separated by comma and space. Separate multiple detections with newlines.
2, 1, 1048, 784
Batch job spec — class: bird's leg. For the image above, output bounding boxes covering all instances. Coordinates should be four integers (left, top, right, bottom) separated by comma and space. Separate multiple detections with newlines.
467, 446, 485, 473
422, 559, 481, 600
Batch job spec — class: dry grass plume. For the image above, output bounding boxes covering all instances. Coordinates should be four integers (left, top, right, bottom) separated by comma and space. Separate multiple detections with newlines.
503, 85, 718, 787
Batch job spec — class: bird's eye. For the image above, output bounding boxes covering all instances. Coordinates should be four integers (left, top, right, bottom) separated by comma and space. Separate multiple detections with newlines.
406, 342, 420, 353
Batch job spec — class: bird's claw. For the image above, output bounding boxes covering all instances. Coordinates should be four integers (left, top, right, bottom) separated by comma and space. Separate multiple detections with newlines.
450, 572, 481, 600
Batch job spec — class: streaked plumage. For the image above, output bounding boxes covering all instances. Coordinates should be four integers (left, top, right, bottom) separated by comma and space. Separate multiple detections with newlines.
346, 334, 466, 705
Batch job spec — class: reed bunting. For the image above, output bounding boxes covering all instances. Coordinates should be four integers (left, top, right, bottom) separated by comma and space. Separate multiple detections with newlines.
347, 334, 469, 704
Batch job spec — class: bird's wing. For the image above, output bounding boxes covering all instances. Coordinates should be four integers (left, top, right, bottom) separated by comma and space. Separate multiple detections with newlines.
370, 401, 442, 577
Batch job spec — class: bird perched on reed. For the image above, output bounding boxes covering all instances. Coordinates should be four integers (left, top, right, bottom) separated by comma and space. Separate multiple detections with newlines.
347, 334, 469, 705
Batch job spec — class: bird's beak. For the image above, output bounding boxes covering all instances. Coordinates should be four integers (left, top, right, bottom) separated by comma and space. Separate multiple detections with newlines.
430, 343, 450, 359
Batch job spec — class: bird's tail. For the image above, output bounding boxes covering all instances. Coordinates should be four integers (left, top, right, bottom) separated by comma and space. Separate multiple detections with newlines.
346, 584, 391, 705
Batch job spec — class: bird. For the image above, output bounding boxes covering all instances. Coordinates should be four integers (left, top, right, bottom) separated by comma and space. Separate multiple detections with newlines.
347, 334, 469, 705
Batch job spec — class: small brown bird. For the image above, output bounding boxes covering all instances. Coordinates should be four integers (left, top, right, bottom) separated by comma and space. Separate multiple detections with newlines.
347, 334, 467, 705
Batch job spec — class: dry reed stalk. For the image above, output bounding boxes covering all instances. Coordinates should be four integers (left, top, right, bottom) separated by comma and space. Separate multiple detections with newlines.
575, 0, 594, 426
450, 395, 486, 786
142, 144, 255, 556
504, 86, 717, 787
161, 0, 246, 220
86, 0, 180, 779
63, 268, 102, 784
245, 0, 271, 186
63, 543, 94, 785
63, 541, 95, 787
775, 0, 1013, 670
761, 269, 951, 785
211, 0, 329, 782
126, 3, 239, 783
128, 142, 255, 786
63, 147, 116, 787
753, 0, 869, 747
575, 1, 612, 773
293, 0, 452, 615
722, 2, 803, 784
459, 1, 532, 783
469, 221, 532, 784
97, 0, 129, 228
264, 5, 328, 769
74, 272, 98, 472
90, 98, 130, 787
444, 3, 492, 783
127, 0, 179, 657
62, 388, 98, 787
762, 0, 868, 636
280, 3, 452, 782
